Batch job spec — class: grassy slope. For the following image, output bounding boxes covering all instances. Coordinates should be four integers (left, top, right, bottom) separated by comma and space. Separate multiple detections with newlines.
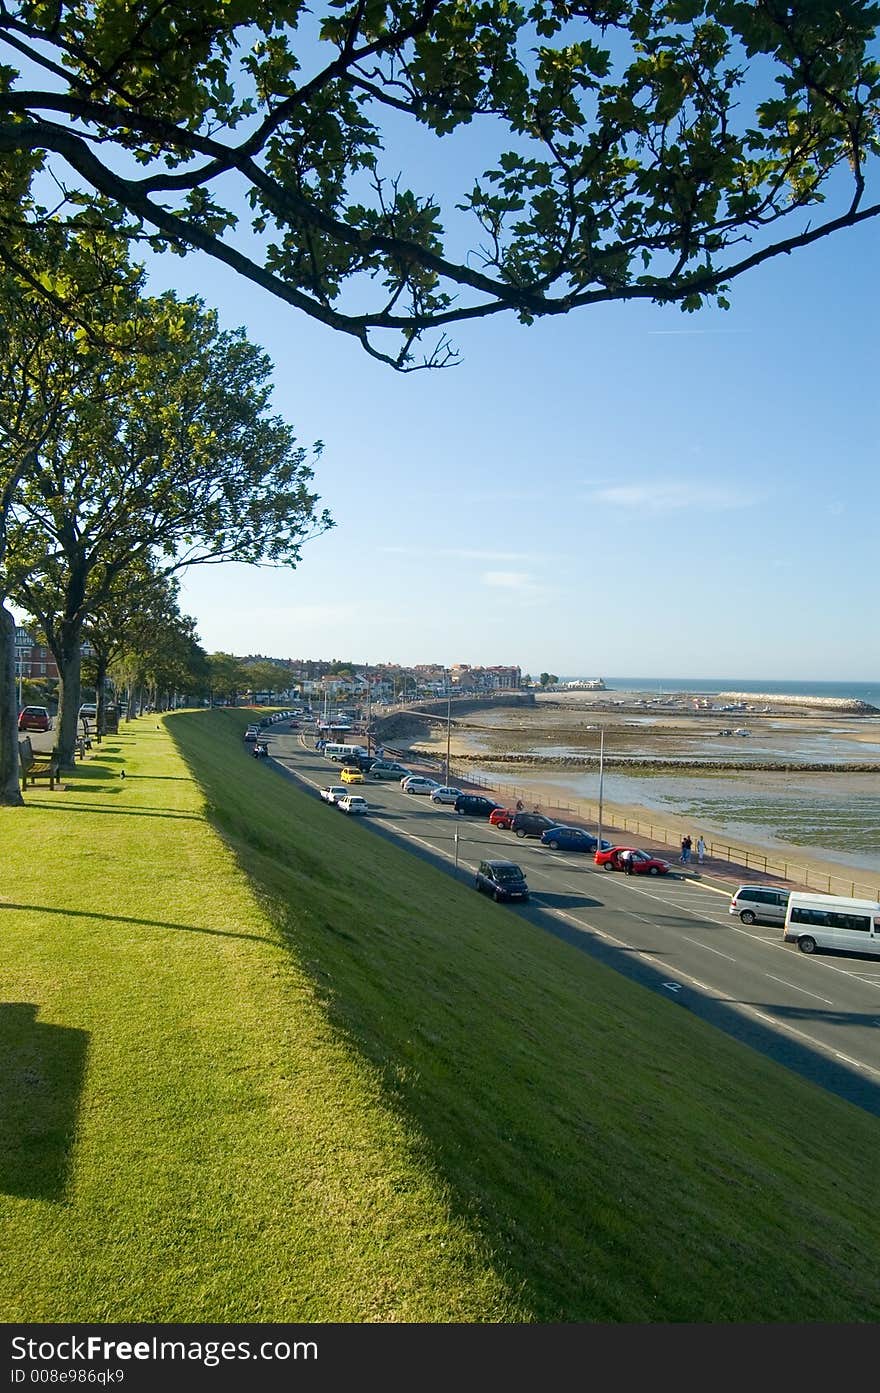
1, 710, 879, 1322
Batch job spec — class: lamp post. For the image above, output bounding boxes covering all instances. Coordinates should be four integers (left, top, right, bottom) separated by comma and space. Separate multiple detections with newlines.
597, 728, 605, 849
444, 673, 451, 785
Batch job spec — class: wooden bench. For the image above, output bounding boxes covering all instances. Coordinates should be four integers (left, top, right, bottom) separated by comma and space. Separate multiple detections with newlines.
76, 717, 93, 760
19, 736, 61, 791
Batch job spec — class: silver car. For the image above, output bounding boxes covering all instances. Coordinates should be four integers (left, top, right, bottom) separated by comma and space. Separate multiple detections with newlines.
430, 786, 462, 805
729, 885, 790, 926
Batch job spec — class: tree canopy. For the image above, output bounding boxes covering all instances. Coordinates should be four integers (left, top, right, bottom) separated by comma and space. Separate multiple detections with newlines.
1, 1, 878, 368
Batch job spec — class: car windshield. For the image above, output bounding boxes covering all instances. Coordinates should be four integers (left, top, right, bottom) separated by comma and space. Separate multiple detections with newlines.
492, 865, 524, 883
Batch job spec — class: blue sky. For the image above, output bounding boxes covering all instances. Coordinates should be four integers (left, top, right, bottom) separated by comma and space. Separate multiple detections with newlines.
150, 205, 877, 682
11, 23, 877, 682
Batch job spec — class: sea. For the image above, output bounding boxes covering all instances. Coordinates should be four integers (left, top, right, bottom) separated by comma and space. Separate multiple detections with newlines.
465, 677, 880, 880
565, 677, 880, 708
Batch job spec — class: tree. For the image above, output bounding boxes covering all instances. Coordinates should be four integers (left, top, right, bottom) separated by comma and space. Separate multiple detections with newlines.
539, 672, 558, 688
0, 229, 144, 803
5, 291, 331, 771
1, 2, 878, 369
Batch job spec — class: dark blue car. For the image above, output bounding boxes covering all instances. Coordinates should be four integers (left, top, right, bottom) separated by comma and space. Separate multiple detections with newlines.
540, 826, 612, 853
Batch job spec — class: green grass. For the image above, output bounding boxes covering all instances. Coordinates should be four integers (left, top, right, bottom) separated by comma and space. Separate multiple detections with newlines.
2, 709, 880, 1322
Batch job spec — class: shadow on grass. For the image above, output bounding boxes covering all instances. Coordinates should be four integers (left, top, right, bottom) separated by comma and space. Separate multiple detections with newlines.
0, 904, 273, 944
0, 1004, 88, 1201
32, 801, 203, 821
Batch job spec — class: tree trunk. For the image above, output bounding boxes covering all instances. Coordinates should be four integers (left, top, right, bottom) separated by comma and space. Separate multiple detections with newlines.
54, 620, 83, 770
94, 656, 108, 742
0, 600, 23, 806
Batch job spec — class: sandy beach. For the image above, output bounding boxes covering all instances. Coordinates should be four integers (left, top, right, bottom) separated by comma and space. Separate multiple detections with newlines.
385, 693, 880, 901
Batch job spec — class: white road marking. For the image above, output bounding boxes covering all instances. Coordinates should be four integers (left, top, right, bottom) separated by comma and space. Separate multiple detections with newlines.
762, 973, 834, 1004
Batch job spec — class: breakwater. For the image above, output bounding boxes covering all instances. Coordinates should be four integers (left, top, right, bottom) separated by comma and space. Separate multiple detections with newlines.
408, 747, 880, 774
717, 691, 879, 714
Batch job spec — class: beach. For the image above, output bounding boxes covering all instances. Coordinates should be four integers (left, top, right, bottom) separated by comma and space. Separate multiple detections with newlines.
388, 690, 880, 900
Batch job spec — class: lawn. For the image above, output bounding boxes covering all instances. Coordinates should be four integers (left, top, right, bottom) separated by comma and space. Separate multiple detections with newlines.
2, 710, 879, 1321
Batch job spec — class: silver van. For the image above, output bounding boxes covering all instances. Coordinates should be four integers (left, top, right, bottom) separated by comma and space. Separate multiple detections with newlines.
729, 885, 790, 926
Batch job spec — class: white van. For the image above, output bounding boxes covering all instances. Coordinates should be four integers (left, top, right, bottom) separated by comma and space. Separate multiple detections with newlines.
783, 892, 880, 956
324, 743, 367, 762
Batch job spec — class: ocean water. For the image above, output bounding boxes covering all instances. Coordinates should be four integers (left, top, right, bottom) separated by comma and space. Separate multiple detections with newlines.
565, 677, 880, 708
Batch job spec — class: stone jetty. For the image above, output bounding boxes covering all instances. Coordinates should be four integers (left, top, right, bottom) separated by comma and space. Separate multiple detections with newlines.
717, 692, 879, 715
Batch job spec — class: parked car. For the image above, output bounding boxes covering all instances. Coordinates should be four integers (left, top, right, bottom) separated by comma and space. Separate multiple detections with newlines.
489, 807, 518, 830
729, 885, 790, 926
595, 846, 671, 875
430, 786, 462, 805
340, 766, 365, 784
540, 826, 611, 854
78, 703, 97, 721
320, 785, 349, 804
510, 811, 557, 839
401, 776, 440, 795
243, 726, 260, 743
337, 794, 369, 815
18, 705, 51, 732
474, 859, 530, 903
454, 794, 502, 817
369, 761, 412, 780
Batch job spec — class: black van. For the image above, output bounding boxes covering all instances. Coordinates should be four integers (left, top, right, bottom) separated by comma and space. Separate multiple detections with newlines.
510, 811, 557, 839
454, 794, 501, 817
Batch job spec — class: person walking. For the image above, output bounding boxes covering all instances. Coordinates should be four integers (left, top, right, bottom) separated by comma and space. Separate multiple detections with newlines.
621, 848, 634, 875
680, 834, 692, 865
696, 835, 706, 865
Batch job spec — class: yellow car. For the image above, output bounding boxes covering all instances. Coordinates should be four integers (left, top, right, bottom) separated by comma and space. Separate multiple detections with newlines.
340, 766, 365, 784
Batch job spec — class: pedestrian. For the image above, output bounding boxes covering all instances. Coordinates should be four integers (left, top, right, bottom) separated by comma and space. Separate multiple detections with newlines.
680, 834, 692, 865
515, 799, 524, 812
621, 848, 634, 874
696, 835, 706, 865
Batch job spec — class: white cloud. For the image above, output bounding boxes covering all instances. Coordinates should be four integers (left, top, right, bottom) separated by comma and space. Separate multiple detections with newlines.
482, 570, 538, 592
380, 545, 547, 562
588, 482, 756, 511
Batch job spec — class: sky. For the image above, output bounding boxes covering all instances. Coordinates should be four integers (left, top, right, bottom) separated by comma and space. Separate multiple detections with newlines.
14, 24, 880, 683
154, 208, 878, 683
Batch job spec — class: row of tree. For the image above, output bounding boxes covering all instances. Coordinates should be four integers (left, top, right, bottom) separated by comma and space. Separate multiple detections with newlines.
0, 230, 332, 805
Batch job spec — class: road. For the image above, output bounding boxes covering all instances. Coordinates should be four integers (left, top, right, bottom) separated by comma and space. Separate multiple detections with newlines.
267, 729, 880, 1116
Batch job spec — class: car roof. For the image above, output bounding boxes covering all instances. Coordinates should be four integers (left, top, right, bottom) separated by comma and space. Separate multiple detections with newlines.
485, 860, 525, 871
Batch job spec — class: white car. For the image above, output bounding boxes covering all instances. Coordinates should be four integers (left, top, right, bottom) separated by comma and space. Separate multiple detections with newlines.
430, 786, 462, 805
401, 776, 441, 795
337, 795, 368, 815
320, 785, 349, 804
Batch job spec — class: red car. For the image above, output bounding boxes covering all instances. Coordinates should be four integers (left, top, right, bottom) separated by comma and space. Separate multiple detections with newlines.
18, 706, 51, 732
594, 846, 670, 876
488, 808, 518, 830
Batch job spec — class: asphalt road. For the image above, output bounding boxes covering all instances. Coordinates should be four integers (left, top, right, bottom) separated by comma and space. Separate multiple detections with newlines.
266, 730, 880, 1116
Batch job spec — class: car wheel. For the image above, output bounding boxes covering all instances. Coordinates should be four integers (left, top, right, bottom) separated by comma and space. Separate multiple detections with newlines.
740, 910, 756, 925
648, 866, 659, 875
474, 880, 481, 893
548, 840, 560, 850
602, 862, 613, 870
798, 936, 817, 954
515, 828, 527, 838
493, 888, 502, 902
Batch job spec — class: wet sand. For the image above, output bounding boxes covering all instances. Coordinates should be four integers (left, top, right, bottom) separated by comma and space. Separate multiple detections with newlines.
393, 699, 880, 900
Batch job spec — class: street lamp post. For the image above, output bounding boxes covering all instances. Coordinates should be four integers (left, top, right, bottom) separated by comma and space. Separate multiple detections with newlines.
445, 688, 452, 785
597, 728, 605, 849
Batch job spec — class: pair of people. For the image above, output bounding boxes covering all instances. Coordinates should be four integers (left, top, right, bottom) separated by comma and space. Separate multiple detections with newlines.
680, 834, 706, 865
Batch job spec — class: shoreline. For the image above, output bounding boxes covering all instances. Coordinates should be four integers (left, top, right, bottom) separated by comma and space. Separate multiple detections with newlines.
389, 727, 880, 902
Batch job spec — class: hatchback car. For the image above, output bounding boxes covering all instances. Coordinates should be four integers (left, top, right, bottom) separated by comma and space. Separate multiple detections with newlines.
454, 794, 502, 817
18, 705, 51, 732
430, 786, 462, 805
369, 761, 412, 780
401, 776, 440, 795
541, 826, 610, 853
78, 703, 97, 721
488, 808, 517, 830
474, 860, 530, 903
729, 885, 790, 925
337, 794, 368, 815
340, 766, 365, 784
320, 785, 349, 804
595, 846, 670, 875
510, 812, 557, 839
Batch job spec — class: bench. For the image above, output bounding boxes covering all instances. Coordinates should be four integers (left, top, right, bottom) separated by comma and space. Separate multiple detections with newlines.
19, 736, 61, 791
76, 717, 93, 760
